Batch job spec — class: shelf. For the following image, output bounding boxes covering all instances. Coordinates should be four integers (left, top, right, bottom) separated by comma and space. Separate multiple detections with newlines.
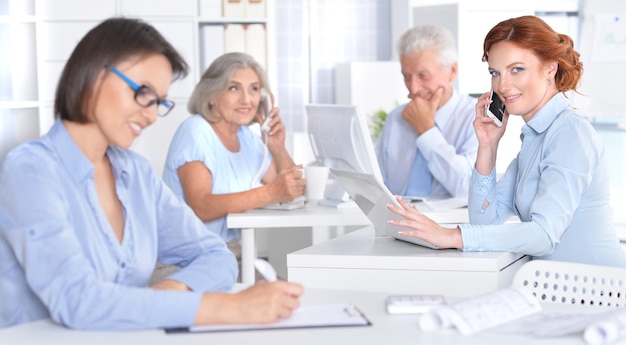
0, 15, 37, 23
2, 0, 275, 174
198, 17, 267, 24
38, 17, 196, 23
591, 122, 626, 132
583, 116, 626, 131
0, 101, 40, 109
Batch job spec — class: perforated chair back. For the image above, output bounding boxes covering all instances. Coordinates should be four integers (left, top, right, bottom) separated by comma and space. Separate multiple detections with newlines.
512, 260, 626, 308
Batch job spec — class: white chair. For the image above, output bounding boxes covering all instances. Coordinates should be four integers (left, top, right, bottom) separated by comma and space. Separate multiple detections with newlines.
512, 260, 626, 308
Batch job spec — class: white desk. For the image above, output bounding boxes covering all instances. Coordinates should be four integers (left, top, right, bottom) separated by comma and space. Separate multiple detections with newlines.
227, 201, 371, 284
227, 201, 470, 285
288, 226, 528, 298
0, 288, 591, 345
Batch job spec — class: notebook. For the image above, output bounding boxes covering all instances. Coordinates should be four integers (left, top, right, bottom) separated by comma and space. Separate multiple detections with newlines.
330, 169, 439, 249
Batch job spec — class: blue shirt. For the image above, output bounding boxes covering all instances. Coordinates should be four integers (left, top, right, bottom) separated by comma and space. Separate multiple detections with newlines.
0, 120, 238, 330
375, 90, 478, 198
461, 93, 626, 267
163, 115, 271, 242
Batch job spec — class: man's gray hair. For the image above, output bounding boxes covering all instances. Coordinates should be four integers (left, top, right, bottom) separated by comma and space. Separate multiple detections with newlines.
397, 25, 458, 68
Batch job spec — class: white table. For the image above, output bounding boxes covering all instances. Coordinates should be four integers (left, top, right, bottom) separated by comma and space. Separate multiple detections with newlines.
288, 226, 528, 298
227, 200, 471, 285
227, 201, 370, 284
0, 287, 593, 345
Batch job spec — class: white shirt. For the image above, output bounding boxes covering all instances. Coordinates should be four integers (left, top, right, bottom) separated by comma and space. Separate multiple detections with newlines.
375, 90, 478, 198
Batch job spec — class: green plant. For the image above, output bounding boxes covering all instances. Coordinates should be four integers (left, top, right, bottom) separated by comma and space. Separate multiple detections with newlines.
370, 109, 388, 142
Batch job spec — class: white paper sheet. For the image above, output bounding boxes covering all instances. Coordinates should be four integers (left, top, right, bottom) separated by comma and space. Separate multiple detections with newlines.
167, 304, 370, 333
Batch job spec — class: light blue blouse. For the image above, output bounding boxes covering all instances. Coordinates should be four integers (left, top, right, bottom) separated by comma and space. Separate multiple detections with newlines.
375, 90, 478, 198
0, 120, 238, 330
461, 93, 626, 267
163, 115, 271, 242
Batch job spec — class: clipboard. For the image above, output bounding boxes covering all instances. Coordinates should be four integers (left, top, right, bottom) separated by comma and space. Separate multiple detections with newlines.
165, 303, 371, 333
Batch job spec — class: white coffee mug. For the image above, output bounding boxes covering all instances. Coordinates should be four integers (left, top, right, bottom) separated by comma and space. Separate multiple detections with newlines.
304, 166, 329, 200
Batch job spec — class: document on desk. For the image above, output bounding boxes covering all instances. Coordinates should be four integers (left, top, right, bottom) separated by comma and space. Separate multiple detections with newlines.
418, 286, 543, 336
491, 307, 626, 345
165, 304, 371, 334
418, 286, 626, 344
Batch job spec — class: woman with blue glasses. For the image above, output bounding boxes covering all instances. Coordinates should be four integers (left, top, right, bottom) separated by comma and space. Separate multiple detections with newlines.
0, 17, 303, 330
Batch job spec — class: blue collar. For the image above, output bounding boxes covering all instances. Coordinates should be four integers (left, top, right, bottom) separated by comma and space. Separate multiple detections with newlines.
47, 119, 94, 183
525, 93, 570, 134
47, 119, 128, 186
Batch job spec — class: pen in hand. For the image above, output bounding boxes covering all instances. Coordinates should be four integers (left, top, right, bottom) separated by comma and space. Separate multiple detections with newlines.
254, 258, 277, 282
255, 258, 304, 314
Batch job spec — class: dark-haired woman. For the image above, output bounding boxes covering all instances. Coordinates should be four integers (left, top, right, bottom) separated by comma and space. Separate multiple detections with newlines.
0, 17, 302, 330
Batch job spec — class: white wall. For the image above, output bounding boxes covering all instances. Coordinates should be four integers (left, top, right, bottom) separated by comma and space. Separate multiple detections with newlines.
572, 0, 626, 119
334, 61, 407, 129
574, 0, 626, 234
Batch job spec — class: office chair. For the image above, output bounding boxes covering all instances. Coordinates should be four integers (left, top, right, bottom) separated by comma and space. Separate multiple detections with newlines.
512, 260, 626, 308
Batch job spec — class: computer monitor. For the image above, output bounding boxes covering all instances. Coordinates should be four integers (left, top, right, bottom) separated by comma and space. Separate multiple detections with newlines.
305, 104, 383, 206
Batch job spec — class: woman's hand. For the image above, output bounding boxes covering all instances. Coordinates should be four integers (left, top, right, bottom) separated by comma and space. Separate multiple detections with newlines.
474, 92, 509, 149
256, 107, 286, 152
267, 165, 306, 202
195, 280, 304, 325
473, 92, 509, 175
387, 197, 463, 249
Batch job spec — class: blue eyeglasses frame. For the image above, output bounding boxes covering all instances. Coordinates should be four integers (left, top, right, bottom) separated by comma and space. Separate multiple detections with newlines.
106, 65, 175, 117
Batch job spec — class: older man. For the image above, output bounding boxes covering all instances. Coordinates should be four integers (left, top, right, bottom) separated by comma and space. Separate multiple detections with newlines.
376, 25, 478, 199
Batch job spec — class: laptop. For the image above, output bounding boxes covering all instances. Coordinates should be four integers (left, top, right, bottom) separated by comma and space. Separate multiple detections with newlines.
330, 169, 440, 249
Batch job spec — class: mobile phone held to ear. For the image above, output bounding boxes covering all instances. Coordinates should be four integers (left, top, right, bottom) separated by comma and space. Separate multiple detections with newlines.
485, 90, 505, 127
259, 89, 272, 134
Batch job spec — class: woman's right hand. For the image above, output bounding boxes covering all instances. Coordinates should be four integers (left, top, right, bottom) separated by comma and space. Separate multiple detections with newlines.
474, 92, 508, 148
387, 197, 463, 249
195, 280, 304, 325
473, 92, 509, 175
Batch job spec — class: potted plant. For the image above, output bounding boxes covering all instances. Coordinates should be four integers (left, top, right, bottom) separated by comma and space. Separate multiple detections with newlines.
370, 109, 388, 142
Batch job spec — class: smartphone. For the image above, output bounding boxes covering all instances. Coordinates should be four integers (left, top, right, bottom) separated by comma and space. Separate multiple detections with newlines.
259, 89, 272, 134
485, 90, 505, 127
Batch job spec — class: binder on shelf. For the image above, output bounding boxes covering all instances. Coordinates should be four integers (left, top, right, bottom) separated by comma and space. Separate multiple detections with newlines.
199, 0, 223, 19
245, 24, 267, 70
200, 25, 225, 71
224, 24, 246, 53
223, 0, 244, 17
244, 0, 266, 18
